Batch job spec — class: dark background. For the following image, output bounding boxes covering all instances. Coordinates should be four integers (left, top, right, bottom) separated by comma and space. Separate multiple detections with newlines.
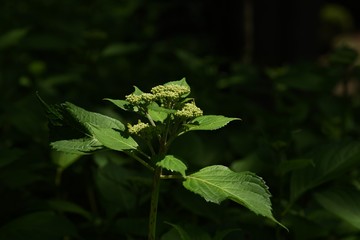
1, 1, 360, 239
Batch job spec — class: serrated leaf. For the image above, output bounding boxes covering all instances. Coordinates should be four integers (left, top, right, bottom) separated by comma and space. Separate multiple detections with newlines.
36, 93, 64, 126
290, 141, 360, 201
64, 102, 125, 131
315, 187, 360, 230
87, 124, 138, 151
51, 137, 102, 154
185, 115, 240, 131
156, 155, 187, 177
183, 165, 285, 228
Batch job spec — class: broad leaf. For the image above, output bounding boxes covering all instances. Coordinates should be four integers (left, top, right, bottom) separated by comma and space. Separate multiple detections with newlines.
185, 115, 240, 131
87, 124, 138, 151
183, 165, 284, 228
147, 102, 170, 122
64, 102, 125, 131
51, 137, 102, 154
315, 187, 360, 230
104, 98, 130, 111
156, 155, 187, 177
290, 141, 360, 201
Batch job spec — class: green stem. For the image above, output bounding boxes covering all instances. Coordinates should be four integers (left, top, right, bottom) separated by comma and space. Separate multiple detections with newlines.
148, 166, 162, 240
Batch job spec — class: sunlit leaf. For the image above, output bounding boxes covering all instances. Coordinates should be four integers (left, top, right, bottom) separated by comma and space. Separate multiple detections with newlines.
87, 124, 138, 151
185, 115, 240, 132
183, 165, 285, 229
156, 155, 187, 177
51, 137, 102, 154
64, 102, 125, 131
104, 99, 130, 111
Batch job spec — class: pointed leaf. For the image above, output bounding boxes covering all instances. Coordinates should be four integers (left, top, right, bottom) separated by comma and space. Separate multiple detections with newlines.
290, 141, 360, 201
164, 77, 189, 88
51, 137, 102, 154
164, 77, 190, 97
183, 165, 284, 228
156, 155, 187, 177
315, 187, 360, 230
185, 115, 240, 131
64, 102, 125, 131
87, 124, 138, 151
104, 98, 130, 111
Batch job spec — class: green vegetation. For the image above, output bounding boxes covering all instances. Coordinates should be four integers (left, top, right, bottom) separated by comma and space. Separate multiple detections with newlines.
1, 1, 360, 239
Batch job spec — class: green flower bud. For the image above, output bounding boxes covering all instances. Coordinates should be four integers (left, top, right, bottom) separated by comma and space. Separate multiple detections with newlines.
151, 84, 190, 102
175, 102, 203, 119
127, 120, 150, 135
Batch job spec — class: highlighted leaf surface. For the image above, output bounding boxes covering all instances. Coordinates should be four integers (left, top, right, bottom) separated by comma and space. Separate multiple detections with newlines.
88, 124, 138, 151
186, 115, 240, 131
156, 155, 187, 177
183, 165, 284, 228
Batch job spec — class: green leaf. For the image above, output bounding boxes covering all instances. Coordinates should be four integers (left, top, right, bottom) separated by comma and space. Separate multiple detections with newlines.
213, 229, 242, 240
104, 98, 130, 111
156, 155, 187, 177
277, 158, 314, 175
315, 187, 360, 230
164, 77, 189, 88
51, 151, 82, 169
0, 28, 29, 49
290, 141, 360, 201
164, 222, 191, 240
47, 199, 93, 220
64, 102, 125, 131
51, 137, 102, 154
183, 165, 285, 228
148, 103, 169, 123
87, 124, 138, 151
185, 115, 240, 131
0, 211, 77, 240
101, 42, 140, 57
164, 77, 190, 97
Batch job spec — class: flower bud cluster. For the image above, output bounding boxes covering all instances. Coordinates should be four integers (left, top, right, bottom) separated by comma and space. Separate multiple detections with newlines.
127, 120, 151, 136
151, 84, 190, 102
175, 102, 203, 119
125, 93, 155, 106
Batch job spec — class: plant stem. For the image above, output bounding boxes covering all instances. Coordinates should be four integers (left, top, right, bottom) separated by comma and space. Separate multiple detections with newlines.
148, 166, 162, 240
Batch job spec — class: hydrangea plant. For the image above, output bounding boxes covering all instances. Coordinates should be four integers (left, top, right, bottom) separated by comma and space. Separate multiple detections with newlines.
39, 78, 286, 239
